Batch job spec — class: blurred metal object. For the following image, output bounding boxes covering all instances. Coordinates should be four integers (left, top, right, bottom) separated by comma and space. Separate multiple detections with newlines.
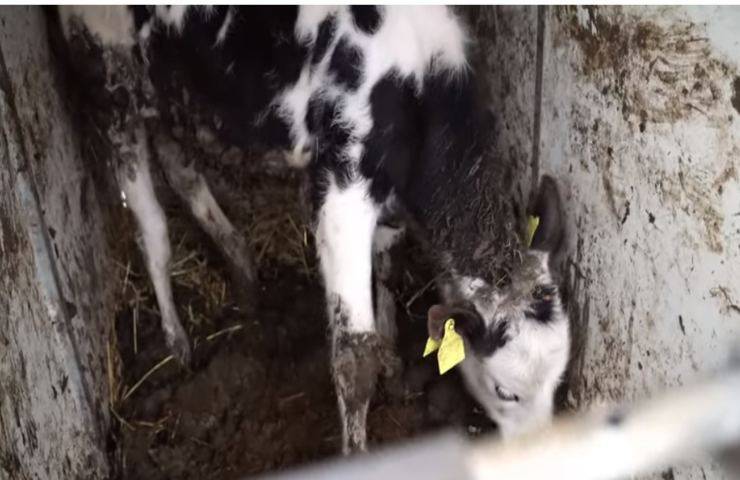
256, 364, 740, 480
469, 364, 740, 480
259, 433, 471, 480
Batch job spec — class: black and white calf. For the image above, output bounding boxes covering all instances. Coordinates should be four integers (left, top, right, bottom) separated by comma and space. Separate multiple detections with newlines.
58, 6, 570, 452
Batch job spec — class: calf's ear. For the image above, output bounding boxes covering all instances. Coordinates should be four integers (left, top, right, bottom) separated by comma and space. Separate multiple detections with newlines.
529, 175, 564, 253
427, 304, 485, 341
427, 305, 451, 341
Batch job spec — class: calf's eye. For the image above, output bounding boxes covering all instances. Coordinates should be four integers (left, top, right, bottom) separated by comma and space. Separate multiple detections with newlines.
495, 385, 519, 402
532, 284, 556, 300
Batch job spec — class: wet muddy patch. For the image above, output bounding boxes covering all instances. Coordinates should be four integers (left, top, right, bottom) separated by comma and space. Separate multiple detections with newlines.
556, 6, 733, 128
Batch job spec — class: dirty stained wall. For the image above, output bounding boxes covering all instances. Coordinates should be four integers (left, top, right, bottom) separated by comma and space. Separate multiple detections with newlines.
0, 6, 112, 480
538, 6, 740, 479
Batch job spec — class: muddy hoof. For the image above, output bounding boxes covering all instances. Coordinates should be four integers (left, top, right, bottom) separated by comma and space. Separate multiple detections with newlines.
380, 350, 402, 378
165, 323, 192, 366
229, 265, 257, 314
427, 377, 466, 425
377, 339, 404, 398
404, 361, 435, 394
380, 371, 405, 399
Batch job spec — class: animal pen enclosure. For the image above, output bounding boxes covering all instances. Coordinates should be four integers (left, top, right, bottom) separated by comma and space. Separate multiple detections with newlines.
1, 5, 739, 480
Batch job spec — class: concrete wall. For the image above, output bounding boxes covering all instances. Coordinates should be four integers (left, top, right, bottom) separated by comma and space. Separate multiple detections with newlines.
0, 6, 112, 479
537, 6, 740, 479
467, 5, 739, 478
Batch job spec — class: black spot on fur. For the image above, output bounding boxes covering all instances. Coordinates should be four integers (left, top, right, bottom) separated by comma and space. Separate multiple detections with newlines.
607, 409, 625, 426
308, 98, 353, 208
361, 72, 421, 202
526, 284, 557, 323
526, 300, 553, 323
329, 36, 363, 91
532, 284, 557, 300
446, 304, 510, 356
312, 14, 336, 67
305, 93, 322, 134
316, 100, 352, 175
478, 320, 510, 356
399, 69, 483, 227
350, 6, 382, 35
459, 316, 510, 357
129, 6, 153, 32
146, 6, 305, 151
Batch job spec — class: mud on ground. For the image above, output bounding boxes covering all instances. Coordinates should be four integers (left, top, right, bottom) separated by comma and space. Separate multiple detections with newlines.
106, 160, 494, 480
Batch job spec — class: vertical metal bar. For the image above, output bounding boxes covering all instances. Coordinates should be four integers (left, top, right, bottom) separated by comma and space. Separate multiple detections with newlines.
531, 5, 546, 191
468, 368, 740, 480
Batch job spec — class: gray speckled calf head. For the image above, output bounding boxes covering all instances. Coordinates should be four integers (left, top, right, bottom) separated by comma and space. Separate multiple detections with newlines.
428, 176, 570, 438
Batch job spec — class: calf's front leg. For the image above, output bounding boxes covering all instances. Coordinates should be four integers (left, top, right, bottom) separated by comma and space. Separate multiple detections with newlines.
316, 179, 385, 454
372, 223, 404, 344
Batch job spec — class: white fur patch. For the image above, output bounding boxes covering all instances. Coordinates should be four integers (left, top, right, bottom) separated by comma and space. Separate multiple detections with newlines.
139, 22, 152, 42
284, 147, 312, 169
316, 179, 379, 334
453, 252, 571, 439
295, 6, 340, 42
60, 6, 135, 47
373, 224, 404, 254
119, 135, 170, 279
276, 66, 314, 160
117, 130, 180, 342
462, 317, 570, 438
356, 6, 468, 85
214, 9, 233, 46
155, 5, 189, 31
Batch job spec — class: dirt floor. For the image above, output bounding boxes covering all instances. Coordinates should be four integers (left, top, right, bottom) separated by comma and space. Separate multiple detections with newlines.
105, 161, 495, 480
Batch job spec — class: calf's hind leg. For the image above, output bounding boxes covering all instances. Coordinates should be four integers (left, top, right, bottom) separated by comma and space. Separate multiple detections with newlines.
118, 127, 191, 364
153, 133, 257, 309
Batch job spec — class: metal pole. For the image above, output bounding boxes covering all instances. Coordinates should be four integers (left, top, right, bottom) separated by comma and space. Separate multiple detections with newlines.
255, 364, 740, 480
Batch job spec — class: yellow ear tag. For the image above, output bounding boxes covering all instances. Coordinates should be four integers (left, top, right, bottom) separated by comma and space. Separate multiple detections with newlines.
437, 319, 465, 374
527, 215, 540, 247
423, 336, 441, 357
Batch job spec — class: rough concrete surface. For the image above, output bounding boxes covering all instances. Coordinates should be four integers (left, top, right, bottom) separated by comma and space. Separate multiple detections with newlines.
0, 6, 111, 480
541, 6, 740, 479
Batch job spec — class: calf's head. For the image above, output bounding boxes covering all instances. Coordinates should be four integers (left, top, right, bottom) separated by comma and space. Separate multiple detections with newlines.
428, 176, 570, 438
